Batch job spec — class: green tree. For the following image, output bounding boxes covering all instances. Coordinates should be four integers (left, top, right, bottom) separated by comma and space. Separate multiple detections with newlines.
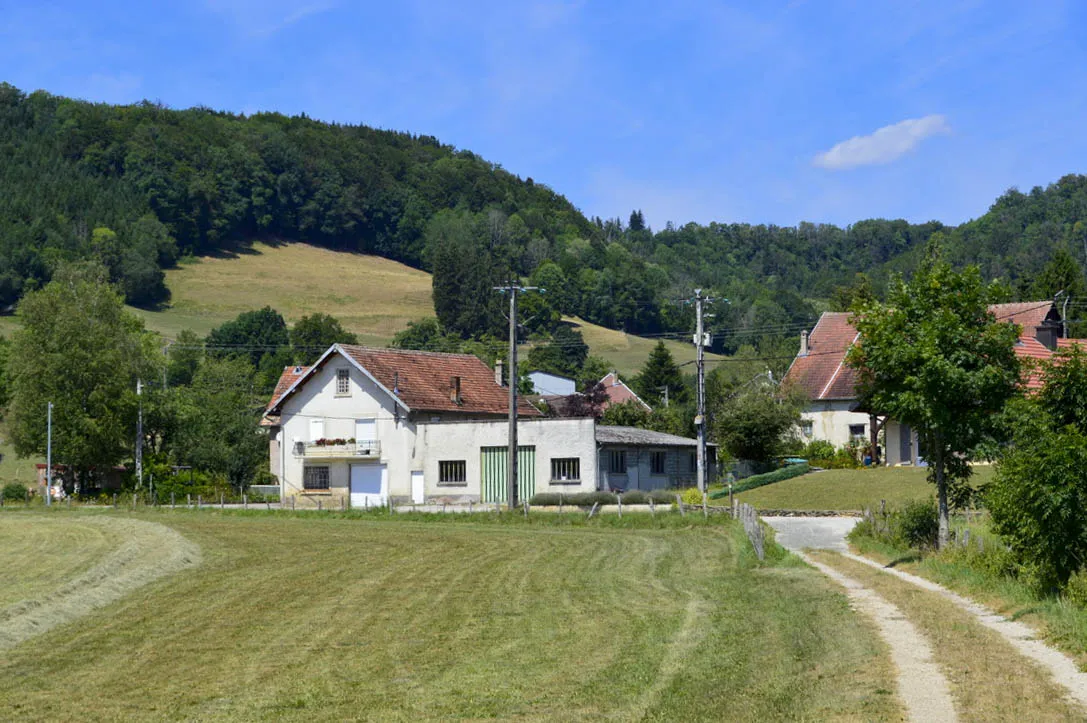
1032, 246, 1085, 302
525, 326, 588, 379
830, 273, 876, 312
173, 356, 266, 491
167, 329, 204, 387
206, 306, 289, 369
635, 341, 688, 406
712, 381, 802, 463
391, 317, 462, 353
7, 262, 155, 490
847, 242, 1021, 548
601, 399, 651, 427
428, 210, 506, 338
290, 313, 358, 364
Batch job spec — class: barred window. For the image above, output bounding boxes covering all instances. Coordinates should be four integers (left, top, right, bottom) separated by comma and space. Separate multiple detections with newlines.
650, 451, 666, 475
336, 368, 350, 395
849, 424, 866, 441
609, 450, 627, 474
303, 466, 330, 490
439, 460, 466, 484
801, 420, 813, 438
551, 458, 580, 481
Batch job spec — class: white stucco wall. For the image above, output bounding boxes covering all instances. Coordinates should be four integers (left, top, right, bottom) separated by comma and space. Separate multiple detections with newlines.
277, 357, 417, 505
275, 351, 598, 505
884, 419, 924, 466
800, 400, 870, 449
418, 417, 598, 500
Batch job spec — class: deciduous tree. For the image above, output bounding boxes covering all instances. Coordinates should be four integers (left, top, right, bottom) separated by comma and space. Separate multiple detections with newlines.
847, 242, 1021, 548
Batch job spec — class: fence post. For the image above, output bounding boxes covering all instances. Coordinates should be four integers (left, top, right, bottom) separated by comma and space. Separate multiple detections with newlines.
26, 487, 31, 506
171, 492, 175, 509
317, 499, 322, 512
187, 493, 191, 508
220, 493, 224, 510
469, 500, 474, 514
132, 493, 137, 511
523, 500, 529, 518
617, 494, 622, 518
675, 494, 686, 517
291, 496, 296, 511
587, 501, 599, 519
67, 496, 71, 509
113, 493, 118, 508
558, 494, 563, 514
649, 498, 655, 516
702, 491, 708, 519
243, 494, 248, 510
197, 494, 202, 509
339, 496, 344, 512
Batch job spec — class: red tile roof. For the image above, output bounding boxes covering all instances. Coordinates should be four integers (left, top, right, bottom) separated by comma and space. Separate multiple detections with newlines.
786, 302, 1059, 401
267, 346, 540, 418
989, 302, 1056, 336
783, 313, 860, 401
1014, 336, 1052, 393
267, 365, 309, 412
599, 372, 652, 411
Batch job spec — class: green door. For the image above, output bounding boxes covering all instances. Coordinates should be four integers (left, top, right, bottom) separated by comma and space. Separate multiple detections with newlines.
480, 446, 535, 503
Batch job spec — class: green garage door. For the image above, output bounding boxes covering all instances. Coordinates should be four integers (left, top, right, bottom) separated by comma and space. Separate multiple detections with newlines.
481, 446, 536, 503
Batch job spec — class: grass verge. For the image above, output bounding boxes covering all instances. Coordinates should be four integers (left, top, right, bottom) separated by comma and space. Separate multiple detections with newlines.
811, 550, 1083, 721
849, 524, 1087, 670
737, 466, 995, 511
0, 510, 900, 721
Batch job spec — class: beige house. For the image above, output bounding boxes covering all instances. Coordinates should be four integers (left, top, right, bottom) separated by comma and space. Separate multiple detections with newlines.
785, 302, 1064, 466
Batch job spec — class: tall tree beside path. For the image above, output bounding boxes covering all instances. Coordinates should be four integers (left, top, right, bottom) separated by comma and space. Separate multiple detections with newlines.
847, 242, 1021, 548
7, 262, 158, 491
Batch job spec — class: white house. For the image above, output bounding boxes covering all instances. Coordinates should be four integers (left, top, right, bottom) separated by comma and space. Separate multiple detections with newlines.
263, 345, 709, 506
263, 345, 599, 507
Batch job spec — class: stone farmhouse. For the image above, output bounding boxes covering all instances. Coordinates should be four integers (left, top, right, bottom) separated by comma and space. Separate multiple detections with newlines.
262, 345, 706, 507
784, 301, 1064, 466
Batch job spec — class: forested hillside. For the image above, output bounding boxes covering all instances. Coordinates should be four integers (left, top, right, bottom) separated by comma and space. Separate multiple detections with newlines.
2, 82, 1086, 354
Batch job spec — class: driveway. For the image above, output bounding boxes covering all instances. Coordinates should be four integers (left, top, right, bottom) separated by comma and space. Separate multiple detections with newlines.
762, 516, 859, 552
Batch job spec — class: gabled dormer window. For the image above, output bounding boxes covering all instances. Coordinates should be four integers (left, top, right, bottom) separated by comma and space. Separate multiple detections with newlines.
336, 368, 350, 396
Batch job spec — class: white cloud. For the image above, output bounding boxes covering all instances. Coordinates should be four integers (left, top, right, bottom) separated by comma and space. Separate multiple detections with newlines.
205, 0, 336, 37
813, 114, 950, 170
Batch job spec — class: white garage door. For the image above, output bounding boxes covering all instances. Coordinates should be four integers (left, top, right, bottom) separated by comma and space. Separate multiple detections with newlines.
350, 463, 387, 508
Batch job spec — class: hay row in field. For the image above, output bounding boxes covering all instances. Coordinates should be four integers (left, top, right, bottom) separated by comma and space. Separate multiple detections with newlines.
0, 516, 201, 651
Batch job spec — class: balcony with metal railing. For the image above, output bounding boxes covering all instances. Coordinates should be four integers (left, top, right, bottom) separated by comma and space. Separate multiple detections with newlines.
293, 439, 381, 459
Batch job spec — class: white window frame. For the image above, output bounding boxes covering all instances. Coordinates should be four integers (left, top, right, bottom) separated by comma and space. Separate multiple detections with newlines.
335, 368, 351, 396
849, 424, 867, 441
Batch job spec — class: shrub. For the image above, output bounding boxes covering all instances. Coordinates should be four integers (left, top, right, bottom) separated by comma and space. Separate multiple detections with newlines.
2, 482, 28, 502
1064, 569, 1087, 608
711, 462, 809, 498
679, 487, 705, 505
801, 440, 835, 460
892, 499, 939, 549
851, 498, 939, 550
528, 491, 617, 506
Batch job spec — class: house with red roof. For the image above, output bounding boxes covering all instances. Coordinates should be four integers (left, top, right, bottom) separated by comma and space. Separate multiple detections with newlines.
262, 344, 707, 506
785, 301, 1065, 466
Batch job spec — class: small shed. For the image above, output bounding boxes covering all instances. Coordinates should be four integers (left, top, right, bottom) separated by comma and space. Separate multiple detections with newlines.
595, 426, 715, 491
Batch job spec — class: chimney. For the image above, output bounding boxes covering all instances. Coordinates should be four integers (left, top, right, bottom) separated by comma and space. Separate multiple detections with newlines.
495, 359, 504, 386
800, 330, 809, 357
450, 376, 462, 404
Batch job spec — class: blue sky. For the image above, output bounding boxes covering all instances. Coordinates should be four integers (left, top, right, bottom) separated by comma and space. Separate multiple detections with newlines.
2, 1, 1086, 229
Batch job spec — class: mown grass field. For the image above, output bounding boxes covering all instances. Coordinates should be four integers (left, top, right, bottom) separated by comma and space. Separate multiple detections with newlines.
0, 510, 902, 721
737, 466, 996, 511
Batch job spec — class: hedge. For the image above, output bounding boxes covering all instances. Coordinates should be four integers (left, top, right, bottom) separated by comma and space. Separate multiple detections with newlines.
709, 462, 810, 499
529, 490, 676, 507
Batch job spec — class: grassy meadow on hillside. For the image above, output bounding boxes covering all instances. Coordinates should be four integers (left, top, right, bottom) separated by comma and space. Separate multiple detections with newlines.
112, 242, 711, 374
0, 510, 902, 721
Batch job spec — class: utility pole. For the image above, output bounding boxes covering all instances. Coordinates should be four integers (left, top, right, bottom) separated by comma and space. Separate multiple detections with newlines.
690, 289, 715, 493
659, 385, 669, 408
46, 402, 52, 507
494, 281, 542, 510
136, 379, 143, 491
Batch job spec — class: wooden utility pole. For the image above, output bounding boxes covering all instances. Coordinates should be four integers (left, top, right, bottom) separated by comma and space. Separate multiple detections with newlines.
494, 282, 542, 510
691, 289, 714, 493
135, 379, 143, 490
46, 402, 52, 507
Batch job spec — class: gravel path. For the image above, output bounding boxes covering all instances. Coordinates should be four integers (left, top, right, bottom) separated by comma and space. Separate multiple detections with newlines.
842, 550, 1087, 711
766, 517, 957, 721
